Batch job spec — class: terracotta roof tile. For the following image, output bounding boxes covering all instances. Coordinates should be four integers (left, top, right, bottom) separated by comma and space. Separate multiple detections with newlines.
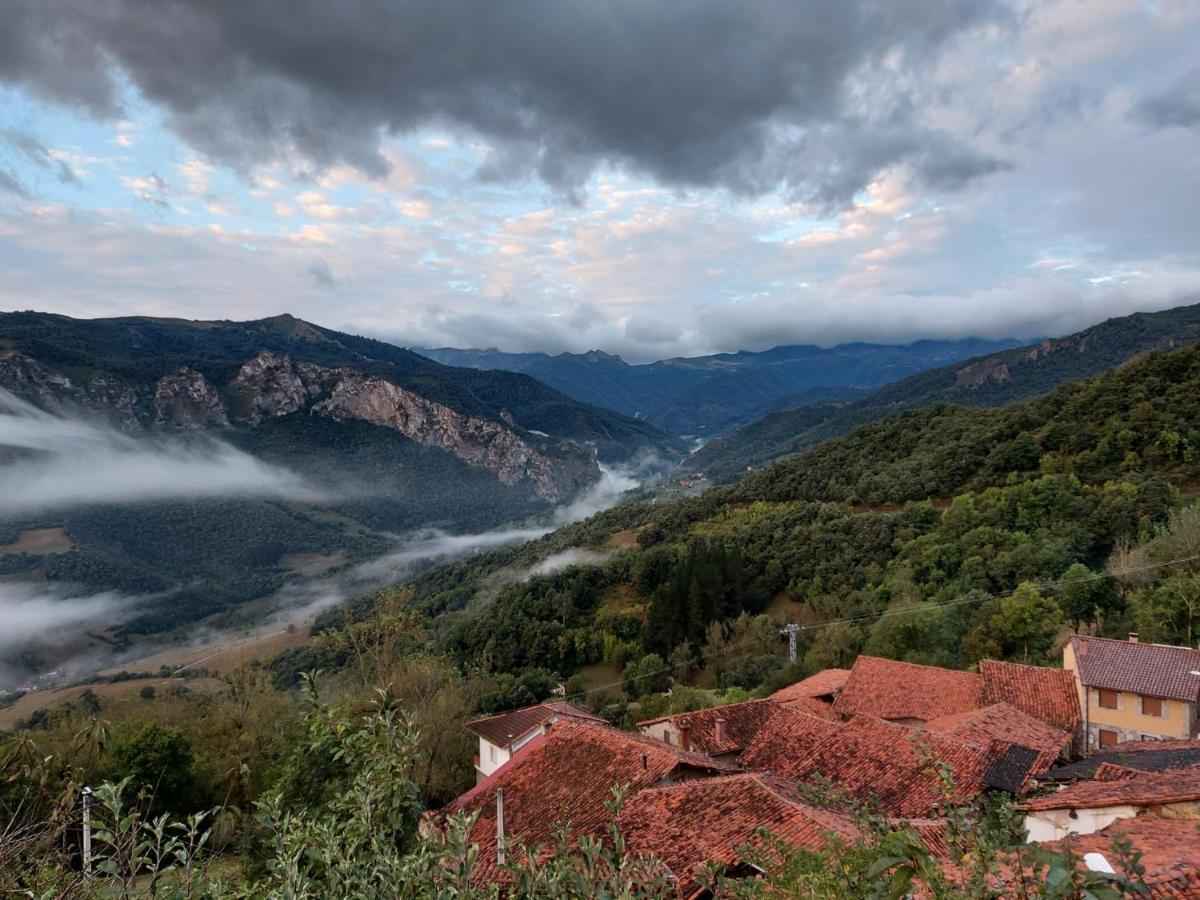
620, 772, 859, 896
1070, 636, 1200, 703
737, 706, 844, 774
743, 714, 1017, 818
1018, 765, 1200, 811
464, 701, 604, 748
923, 703, 1072, 779
637, 699, 787, 755
770, 669, 850, 704
833, 656, 984, 723
1038, 818, 1200, 897
442, 720, 739, 883
980, 659, 1082, 733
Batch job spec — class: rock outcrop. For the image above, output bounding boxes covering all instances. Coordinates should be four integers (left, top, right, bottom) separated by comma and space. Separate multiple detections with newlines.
954, 357, 1011, 388
153, 368, 229, 428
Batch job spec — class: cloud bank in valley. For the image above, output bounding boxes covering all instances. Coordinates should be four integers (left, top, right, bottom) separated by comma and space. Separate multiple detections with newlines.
0, 389, 318, 514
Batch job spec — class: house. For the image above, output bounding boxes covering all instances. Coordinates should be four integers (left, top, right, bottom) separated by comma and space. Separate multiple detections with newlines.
1046, 738, 1200, 781
979, 659, 1082, 736
922, 702, 1072, 780
769, 668, 850, 708
636, 698, 827, 760
739, 713, 1032, 817
1064, 634, 1200, 752
1018, 762, 1200, 841
464, 701, 605, 781
619, 772, 860, 898
833, 655, 985, 724
1033, 818, 1200, 897
441, 719, 740, 884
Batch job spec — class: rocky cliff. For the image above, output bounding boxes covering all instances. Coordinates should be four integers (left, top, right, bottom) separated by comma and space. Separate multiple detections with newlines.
0, 348, 598, 502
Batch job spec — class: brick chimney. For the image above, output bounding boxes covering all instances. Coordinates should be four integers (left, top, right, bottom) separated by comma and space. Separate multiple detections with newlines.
641, 752, 648, 771
1129, 633, 1139, 643
715, 717, 727, 746
678, 723, 691, 752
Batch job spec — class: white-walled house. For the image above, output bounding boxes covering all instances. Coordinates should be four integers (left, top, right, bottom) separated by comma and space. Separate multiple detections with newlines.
465, 701, 605, 782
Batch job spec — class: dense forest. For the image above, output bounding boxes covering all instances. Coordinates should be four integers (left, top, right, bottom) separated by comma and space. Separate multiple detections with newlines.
688, 301, 1200, 481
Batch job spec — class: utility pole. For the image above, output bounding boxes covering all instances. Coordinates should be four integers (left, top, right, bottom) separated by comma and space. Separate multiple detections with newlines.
780, 624, 802, 663
81, 786, 93, 876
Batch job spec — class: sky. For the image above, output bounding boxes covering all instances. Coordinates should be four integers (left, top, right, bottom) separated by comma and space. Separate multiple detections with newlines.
0, 0, 1198, 363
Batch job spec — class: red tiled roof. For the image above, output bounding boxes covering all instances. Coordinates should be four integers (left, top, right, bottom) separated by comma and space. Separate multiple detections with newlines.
1038, 818, 1200, 897
464, 701, 605, 748
1070, 636, 1200, 703
638, 699, 788, 755
980, 659, 1081, 733
833, 656, 984, 723
737, 706, 844, 774
744, 714, 1011, 818
770, 668, 850, 704
442, 720, 739, 883
1018, 765, 1200, 811
620, 772, 859, 896
923, 703, 1071, 778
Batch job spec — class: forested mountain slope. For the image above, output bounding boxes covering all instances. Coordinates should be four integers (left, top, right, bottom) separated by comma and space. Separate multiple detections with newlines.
0, 312, 680, 650
284, 343, 1200, 709
688, 301, 1200, 482
418, 337, 1019, 436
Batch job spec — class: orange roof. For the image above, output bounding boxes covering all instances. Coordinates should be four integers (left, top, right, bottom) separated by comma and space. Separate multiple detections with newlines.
743, 714, 1018, 818
637, 699, 787, 755
1037, 818, 1200, 898
1018, 765, 1200, 812
442, 720, 739, 883
833, 656, 985, 723
770, 668, 850, 704
464, 701, 605, 748
620, 772, 859, 896
980, 659, 1081, 733
738, 706, 844, 774
923, 703, 1071, 779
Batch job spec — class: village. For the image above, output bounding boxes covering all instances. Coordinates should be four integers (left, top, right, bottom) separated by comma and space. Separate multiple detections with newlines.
441, 634, 1200, 896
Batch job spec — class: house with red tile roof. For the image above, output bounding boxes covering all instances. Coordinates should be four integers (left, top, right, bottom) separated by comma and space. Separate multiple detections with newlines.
980, 659, 1082, 735
637, 698, 829, 760
922, 702, 1072, 780
1047, 738, 1200, 781
1036, 818, 1200, 898
770, 668, 850, 708
1064, 634, 1200, 752
741, 713, 1029, 818
465, 700, 605, 780
1018, 763, 1200, 841
833, 656, 985, 724
619, 772, 860, 897
441, 719, 740, 884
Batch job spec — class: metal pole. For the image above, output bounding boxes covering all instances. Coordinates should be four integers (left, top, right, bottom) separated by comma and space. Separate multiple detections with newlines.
81, 786, 93, 876
495, 788, 505, 867
780, 624, 801, 663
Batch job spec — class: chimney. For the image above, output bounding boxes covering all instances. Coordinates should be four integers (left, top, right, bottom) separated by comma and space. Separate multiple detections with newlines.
496, 788, 505, 867
715, 717, 727, 746
641, 752, 648, 771
1129, 633, 1139, 643
678, 723, 691, 752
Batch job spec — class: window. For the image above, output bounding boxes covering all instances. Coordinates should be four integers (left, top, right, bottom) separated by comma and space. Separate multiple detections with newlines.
1098, 689, 1119, 710
489, 744, 497, 762
1141, 696, 1164, 717
1098, 729, 1119, 748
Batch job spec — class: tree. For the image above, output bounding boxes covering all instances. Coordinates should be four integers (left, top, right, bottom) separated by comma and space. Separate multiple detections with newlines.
1056, 563, 1107, 632
1107, 538, 1151, 599
622, 654, 669, 699
109, 723, 198, 815
964, 582, 1062, 664
1132, 574, 1200, 646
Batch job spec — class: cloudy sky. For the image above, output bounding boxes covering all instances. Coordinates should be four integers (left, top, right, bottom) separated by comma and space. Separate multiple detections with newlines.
0, 0, 1198, 361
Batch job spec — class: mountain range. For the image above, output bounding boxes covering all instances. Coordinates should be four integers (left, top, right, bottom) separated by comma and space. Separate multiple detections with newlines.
687, 301, 1200, 482
416, 338, 1023, 436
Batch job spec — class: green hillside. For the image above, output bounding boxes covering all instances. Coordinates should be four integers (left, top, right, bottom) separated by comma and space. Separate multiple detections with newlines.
688, 301, 1200, 482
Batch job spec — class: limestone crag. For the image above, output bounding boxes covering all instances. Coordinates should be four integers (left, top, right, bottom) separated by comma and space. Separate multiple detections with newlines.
227, 351, 330, 425
314, 373, 594, 501
153, 368, 229, 428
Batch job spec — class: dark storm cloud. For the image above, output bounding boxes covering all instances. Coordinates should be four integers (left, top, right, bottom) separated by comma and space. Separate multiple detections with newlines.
0, 0, 1010, 205
1136, 69, 1200, 131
